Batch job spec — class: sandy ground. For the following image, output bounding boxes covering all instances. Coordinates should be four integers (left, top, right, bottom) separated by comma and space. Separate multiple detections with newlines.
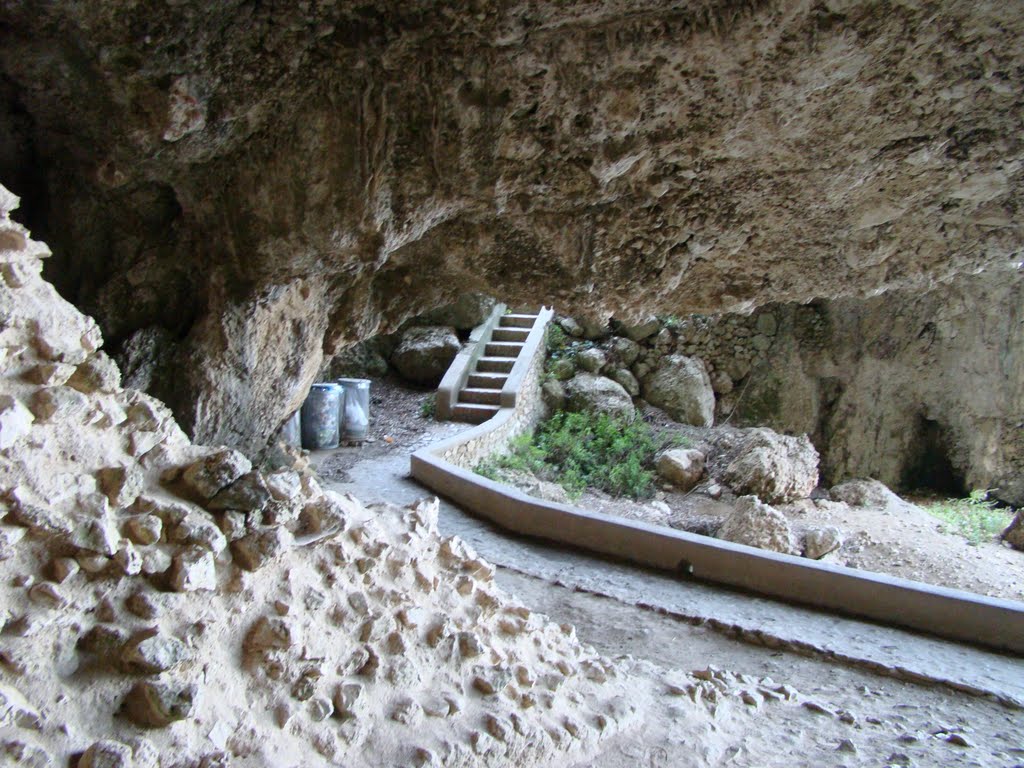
503, 569, 1024, 768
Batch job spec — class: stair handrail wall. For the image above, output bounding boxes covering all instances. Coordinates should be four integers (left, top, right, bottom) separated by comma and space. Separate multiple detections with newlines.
501, 307, 555, 409
436, 302, 507, 421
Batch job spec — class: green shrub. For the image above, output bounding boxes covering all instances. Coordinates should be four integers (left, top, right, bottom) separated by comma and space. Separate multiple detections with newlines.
474, 410, 684, 500
546, 324, 569, 355
419, 397, 437, 419
925, 490, 1012, 545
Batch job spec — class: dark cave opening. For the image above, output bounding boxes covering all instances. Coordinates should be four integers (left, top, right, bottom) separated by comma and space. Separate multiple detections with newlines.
900, 415, 967, 497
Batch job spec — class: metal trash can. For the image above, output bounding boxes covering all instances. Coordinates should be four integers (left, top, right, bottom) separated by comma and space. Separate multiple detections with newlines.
337, 378, 371, 441
280, 409, 302, 448
301, 383, 342, 450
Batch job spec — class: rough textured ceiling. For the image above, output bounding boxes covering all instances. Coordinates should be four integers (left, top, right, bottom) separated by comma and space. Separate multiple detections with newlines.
0, 0, 1020, 450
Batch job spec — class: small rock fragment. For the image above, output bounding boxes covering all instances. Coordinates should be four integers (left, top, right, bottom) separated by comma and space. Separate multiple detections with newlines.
207, 471, 271, 512
122, 628, 190, 674
169, 547, 217, 592
66, 352, 121, 394
231, 527, 291, 571
124, 515, 163, 546
180, 449, 252, 500
803, 526, 844, 560
97, 465, 145, 508
0, 395, 33, 449
80, 739, 133, 768
123, 680, 197, 727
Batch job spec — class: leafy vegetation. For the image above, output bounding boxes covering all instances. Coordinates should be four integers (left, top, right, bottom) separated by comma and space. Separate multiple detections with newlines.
475, 410, 685, 500
925, 490, 1012, 545
419, 396, 436, 419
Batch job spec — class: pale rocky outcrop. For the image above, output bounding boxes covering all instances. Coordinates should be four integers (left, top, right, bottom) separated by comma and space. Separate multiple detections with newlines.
722, 429, 819, 504
0, 187, 669, 766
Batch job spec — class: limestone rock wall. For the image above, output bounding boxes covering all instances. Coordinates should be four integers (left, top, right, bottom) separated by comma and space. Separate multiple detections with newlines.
0, 0, 1021, 451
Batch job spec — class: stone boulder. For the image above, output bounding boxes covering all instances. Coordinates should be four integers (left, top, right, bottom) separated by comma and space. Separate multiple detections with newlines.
641, 354, 714, 427
722, 428, 818, 503
563, 374, 635, 422
802, 526, 844, 559
608, 336, 641, 366
830, 478, 903, 508
577, 347, 607, 373
389, 326, 460, 384
656, 449, 706, 492
717, 496, 798, 555
607, 368, 640, 397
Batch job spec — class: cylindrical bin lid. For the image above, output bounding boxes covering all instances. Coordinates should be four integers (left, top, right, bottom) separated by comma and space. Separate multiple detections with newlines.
336, 378, 371, 441
301, 383, 342, 450
280, 409, 301, 448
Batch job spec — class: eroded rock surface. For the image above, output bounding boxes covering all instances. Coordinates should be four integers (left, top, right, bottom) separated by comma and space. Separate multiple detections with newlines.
1, 0, 1020, 450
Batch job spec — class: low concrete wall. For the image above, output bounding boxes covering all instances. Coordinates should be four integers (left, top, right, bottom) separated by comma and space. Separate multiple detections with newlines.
411, 318, 1024, 655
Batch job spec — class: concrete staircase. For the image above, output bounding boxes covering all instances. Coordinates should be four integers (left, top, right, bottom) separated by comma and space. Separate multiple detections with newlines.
450, 311, 542, 423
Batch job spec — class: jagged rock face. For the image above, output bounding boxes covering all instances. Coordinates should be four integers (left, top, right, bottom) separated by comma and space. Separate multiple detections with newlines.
0, 0, 1021, 450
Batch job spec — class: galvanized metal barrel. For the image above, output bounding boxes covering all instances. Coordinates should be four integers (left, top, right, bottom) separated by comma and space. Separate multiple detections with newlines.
301, 383, 342, 450
337, 378, 371, 441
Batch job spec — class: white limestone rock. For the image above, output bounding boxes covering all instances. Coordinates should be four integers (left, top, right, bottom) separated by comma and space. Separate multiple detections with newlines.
717, 496, 798, 555
641, 355, 714, 427
722, 428, 819, 504
656, 449, 706, 492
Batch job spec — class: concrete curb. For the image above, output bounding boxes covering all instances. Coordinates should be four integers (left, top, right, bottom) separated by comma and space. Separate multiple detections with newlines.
412, 345, 1024, 656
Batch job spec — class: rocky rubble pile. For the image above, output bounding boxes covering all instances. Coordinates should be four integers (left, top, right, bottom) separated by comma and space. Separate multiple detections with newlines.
0, 187, 682, 766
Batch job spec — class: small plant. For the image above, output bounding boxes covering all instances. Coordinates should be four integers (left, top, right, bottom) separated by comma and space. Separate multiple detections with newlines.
474, 410, 685, 500
419, 397, 437, 419
658, 314, 682, 330
925, 490, 1012, 545
546, 323, 569, 355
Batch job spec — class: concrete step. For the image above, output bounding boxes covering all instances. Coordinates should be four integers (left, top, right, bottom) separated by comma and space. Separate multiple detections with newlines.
468, 372, 508, 389
452, 402, 500, 423
491, 327, 531, 343
459, 387, 502, 405
475, 356, 517, 374
485, 341, 524, 358
500, 314, 538, 328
